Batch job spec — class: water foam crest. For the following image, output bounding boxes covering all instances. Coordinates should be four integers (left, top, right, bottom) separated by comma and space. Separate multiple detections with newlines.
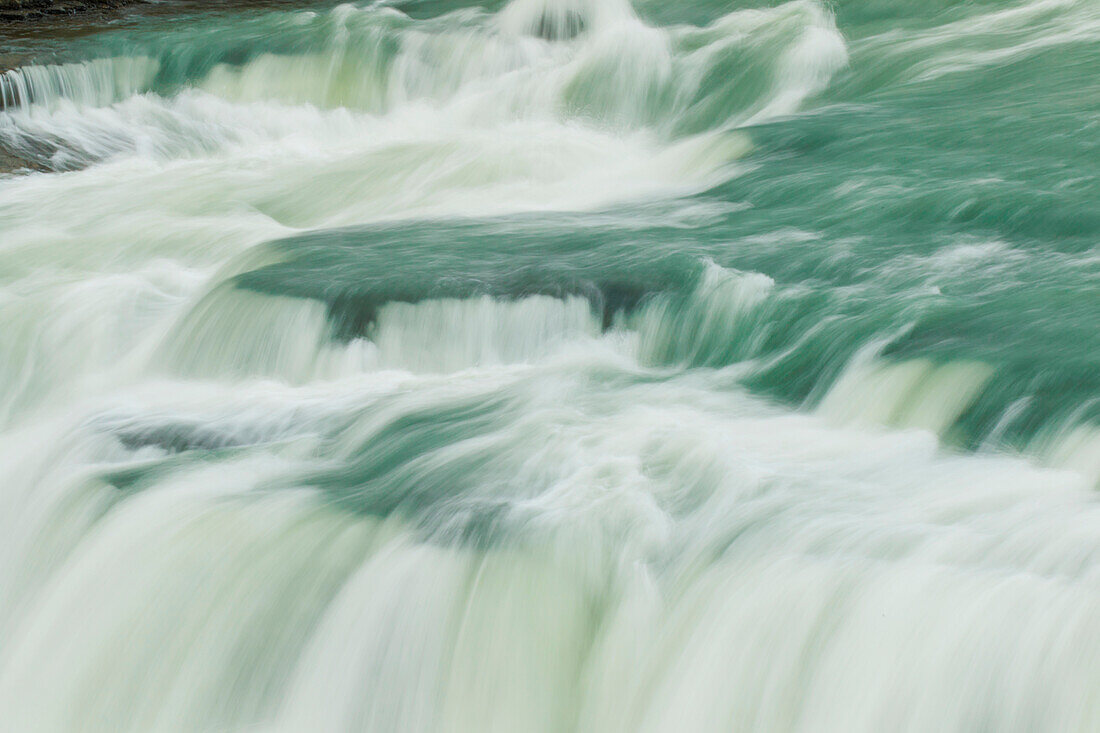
0, 56, 160, 112
636, 263, 776, 368
1, 0, 849, 179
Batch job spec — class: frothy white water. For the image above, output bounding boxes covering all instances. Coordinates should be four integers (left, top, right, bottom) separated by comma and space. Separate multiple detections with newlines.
1, 0, 1097, 730
818, 349, 1100, 486
0, 0, 845, 189
0, 0, 840, 420
818, 350, 994, 435
0, 56, 160, 111
1, 354, 1099, 731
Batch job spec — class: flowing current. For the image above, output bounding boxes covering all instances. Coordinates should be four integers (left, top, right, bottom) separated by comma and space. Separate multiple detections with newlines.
0, 0, 1098, 730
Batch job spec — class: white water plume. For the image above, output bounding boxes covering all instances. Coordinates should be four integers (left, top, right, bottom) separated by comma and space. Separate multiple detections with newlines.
0, 359, 1098, 731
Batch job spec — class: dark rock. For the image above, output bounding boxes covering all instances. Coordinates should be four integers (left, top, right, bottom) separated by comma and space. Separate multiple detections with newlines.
533, 10, 586, 42
0, 141, 49, 174
0, 0, 134, 22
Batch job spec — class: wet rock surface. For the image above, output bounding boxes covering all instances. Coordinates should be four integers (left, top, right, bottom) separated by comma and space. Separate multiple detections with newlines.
0, 1, 133, 22
0, 135, 53, 174
0, 144, 42, 174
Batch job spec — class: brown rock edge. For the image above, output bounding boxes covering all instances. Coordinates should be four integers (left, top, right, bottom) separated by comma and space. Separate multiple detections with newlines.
0, 1, 135, 22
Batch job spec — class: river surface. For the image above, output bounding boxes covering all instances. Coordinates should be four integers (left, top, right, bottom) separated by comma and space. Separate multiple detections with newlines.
0, 0, 1098, 730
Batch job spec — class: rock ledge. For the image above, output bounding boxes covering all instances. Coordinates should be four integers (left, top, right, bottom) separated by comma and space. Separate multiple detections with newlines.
0, 0, 133, 22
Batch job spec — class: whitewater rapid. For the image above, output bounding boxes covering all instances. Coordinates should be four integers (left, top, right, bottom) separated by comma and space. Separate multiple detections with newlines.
1, 0, 1099, 730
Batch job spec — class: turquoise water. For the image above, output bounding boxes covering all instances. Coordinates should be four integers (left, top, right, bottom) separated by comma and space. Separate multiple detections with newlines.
0, 0, 1098, 729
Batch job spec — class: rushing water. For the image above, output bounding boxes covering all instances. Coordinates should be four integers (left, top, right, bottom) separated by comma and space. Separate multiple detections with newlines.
0, 0, 1098, 729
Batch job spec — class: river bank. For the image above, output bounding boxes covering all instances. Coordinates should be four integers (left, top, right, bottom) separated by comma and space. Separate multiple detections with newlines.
0, 0, 135, 24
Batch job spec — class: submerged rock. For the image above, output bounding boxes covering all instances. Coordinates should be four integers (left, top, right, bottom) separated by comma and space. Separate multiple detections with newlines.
533, 9, 586, 41
0, 143, 46, 174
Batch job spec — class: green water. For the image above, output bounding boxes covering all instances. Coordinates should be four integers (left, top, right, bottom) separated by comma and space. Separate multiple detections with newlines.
0, 0, 1098, 730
